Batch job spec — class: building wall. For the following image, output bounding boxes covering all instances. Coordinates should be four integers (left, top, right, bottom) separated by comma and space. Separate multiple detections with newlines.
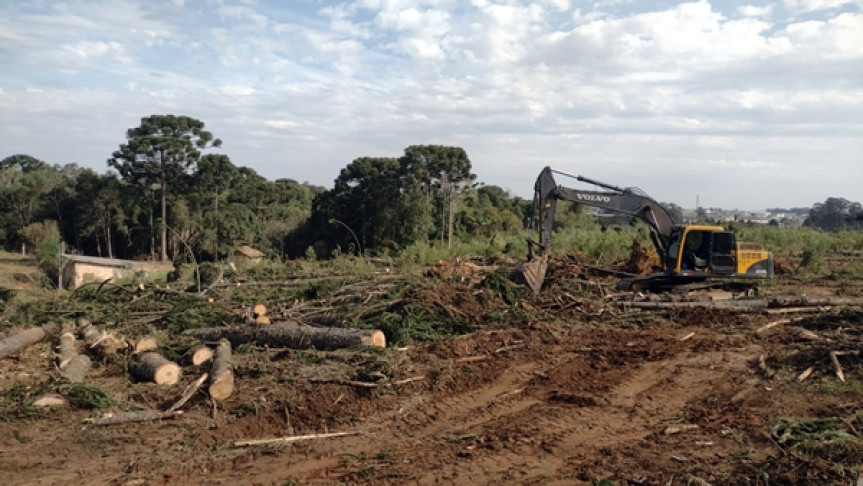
64, 259, 174, 289
70, 262, 124, 289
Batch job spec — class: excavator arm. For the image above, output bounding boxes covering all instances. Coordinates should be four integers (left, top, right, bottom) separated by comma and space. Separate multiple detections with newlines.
523, 166, 677, 293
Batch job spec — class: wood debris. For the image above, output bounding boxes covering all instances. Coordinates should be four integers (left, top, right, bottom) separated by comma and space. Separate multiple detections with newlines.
234, 430, 362, 447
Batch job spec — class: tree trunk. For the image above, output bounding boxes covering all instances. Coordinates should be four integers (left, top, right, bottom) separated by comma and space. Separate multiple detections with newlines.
0, 326, 47, 359
209, 339, 234, 401
106, 214, 114, 260
182, 324, 386, 350
130, 352, 181, 385
160, 168, 167, 262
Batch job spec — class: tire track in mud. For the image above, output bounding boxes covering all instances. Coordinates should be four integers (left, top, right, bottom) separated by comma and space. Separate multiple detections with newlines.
382, 345, 762, 484
391, 361, 543, 437
209, 335, 762, 485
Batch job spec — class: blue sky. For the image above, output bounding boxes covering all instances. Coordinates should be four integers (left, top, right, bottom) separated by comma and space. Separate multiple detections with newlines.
1, 0, 861, 209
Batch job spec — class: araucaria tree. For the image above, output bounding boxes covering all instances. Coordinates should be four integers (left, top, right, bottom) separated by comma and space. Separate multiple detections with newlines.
108, 115, 221, 261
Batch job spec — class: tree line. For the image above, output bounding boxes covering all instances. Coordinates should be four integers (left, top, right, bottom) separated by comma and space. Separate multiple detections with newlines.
0, 115, 530, 265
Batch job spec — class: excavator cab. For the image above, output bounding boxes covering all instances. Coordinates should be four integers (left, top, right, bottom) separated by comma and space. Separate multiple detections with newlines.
667, 226, 736, 276
666, 225, 771, 279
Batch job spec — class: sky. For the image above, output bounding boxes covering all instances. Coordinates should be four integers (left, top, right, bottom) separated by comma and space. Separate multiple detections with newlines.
1, 0, 861, 210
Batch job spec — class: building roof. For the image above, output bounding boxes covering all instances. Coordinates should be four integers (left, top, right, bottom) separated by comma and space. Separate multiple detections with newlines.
61, 254, 173, 270
234, 245, 265, 258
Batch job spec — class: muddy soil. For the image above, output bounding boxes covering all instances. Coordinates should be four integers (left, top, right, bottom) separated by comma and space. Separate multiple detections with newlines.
2, 256, 863, 485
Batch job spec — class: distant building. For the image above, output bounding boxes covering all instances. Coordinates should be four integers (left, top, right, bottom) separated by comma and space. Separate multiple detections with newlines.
60, 255, 174, 289
233, 245, 265, 264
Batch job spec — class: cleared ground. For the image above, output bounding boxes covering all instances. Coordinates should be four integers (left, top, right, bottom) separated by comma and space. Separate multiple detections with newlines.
1, 252, 863, 485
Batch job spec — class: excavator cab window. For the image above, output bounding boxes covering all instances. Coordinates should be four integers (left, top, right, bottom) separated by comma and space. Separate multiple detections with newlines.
682, 231, 710, 271
709, 231, 736, 274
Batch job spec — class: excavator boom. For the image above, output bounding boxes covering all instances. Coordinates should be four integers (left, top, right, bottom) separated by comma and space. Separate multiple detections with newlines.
523, 166, 676, 292
521, 166, 773, 293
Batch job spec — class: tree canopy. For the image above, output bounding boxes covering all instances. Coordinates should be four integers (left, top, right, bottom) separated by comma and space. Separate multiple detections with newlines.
805, 197, 863, 231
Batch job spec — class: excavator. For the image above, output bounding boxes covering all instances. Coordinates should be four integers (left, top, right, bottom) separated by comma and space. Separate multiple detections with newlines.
521, 166, 774, 293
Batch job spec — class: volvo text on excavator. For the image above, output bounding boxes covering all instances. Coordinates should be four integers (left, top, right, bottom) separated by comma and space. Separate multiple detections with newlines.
521, 166, 774, 293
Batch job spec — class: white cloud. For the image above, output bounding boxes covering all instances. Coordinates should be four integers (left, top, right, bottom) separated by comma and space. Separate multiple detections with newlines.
782, 0, 859, 13
739, 5, 774, 17
0, 0, 860, 208
218, 84, 256, 96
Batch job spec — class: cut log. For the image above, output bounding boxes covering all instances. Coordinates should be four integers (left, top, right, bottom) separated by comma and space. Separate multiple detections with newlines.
797, 366, 815, 382
57, 329, 78, 369
83, 410, 183, 426
254, 315, 271, 326
768, 296, 863, 308
130, 352, 181, 385
308, 378, 378, 388
56, 325, 91, 382
33, 394, 68, 408
209, 339, 234, 401
830, 351, 846, 383
182, 324, 386, 350
79, 323, 127, 357
253, 304, 267, 317
62, 354, 92, 383
664, 424, 700, 435
187, 344, 214, 366
132, 336, 158, 354
0, 326, 47, 360
234, 430, 361, 447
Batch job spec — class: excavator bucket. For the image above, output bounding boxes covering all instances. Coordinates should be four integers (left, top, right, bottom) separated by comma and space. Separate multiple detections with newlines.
519, 255, 548, 294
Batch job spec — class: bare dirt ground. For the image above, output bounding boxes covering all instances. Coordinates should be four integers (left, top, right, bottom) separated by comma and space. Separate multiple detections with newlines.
2, 253, 863, 485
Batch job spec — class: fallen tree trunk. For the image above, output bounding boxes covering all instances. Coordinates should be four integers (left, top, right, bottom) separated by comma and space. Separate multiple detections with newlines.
130, 352, 181, 385
182, 324, 386, 350
56, 326, 92, 383
0, 326, 47, 360
209, 339, 234, 401
620, 300, 767, 312
57, 328, 78, 369
769, 296, 863, 308
62, 354, 92, 383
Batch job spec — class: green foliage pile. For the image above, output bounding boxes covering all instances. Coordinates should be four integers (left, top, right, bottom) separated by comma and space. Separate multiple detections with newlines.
0, 381, 113, 422
363, 300, 471, 346
772, 417, 863, 464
